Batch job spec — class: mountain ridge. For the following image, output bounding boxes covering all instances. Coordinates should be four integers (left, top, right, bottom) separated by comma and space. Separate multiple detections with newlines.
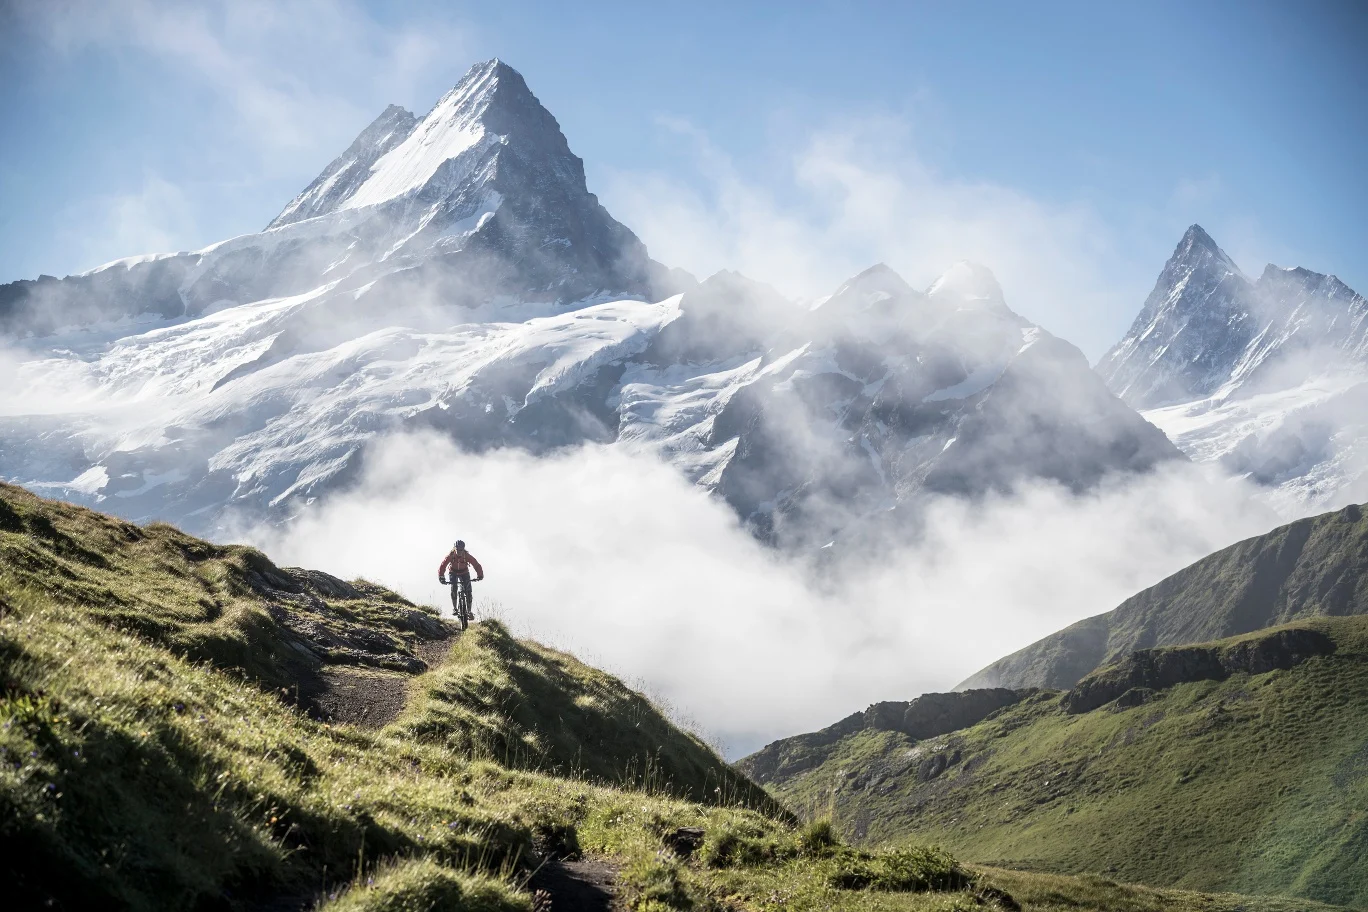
958, 499, 1368, 692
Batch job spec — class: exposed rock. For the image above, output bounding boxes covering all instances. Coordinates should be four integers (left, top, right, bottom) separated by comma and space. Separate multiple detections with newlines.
738, 688, 1033, 785
1063, 626, 1335, 714
661, 826, 706, 859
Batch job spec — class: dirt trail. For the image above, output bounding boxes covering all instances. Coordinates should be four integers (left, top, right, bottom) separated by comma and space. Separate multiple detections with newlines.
295, 627, 625, 910
529, 859, 619, 912
305, 631, 459, 728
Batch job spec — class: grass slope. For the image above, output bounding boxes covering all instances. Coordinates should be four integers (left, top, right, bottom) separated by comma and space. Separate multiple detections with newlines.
0, 483, 997, 911
961, 501, 1368, 690
0, 480, 450, 696
756, 617, 1368, 907
2, 483, 1356, 911
391, 621, 781, 813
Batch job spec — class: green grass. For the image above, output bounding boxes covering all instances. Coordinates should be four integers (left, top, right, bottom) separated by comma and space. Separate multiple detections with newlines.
2, 481, 1360, 911
0, 483, 997, 911
0, 480, 444, 690
972, 867, 1353, 912
316, 859, 526, 912
389, 620, 781, 813
761, 617, 1368, 907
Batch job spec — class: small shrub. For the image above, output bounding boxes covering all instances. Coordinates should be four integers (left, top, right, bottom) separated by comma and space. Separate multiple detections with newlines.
315, 859, 529, 912
827, 845, 969, 892
797, 818, 839, 856
700, 821, 794, 868
622, 857, 693, 911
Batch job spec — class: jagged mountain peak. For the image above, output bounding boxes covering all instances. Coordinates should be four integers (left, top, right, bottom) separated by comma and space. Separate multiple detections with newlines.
267, 103, 420, 229
267, 58, 579, 227
1253, 262, 1360, 300
1095, 225, 1257, 408
1169, 224, 1246, 279
1179, 222, 1220, 252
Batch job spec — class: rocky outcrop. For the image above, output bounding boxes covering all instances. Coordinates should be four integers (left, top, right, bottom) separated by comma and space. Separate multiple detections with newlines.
1062, 625, 1335, 714
739, 688, 1034, 785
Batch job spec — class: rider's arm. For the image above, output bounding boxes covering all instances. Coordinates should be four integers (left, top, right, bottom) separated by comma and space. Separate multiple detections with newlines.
438, 553, 452, 582
468, 553, 484, 580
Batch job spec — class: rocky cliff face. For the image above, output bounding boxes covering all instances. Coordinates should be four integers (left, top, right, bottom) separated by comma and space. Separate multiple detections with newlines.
1060, 625, 1336, 713
738, 687, 1034, 786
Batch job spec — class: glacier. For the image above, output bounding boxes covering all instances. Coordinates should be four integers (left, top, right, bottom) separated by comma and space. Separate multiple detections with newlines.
1, 59, 1183, 550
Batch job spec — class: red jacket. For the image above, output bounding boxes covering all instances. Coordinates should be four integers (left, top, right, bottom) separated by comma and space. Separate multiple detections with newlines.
439, 549, 483, 580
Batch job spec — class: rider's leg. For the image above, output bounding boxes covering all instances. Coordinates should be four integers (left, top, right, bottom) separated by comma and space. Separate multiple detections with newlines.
460, 576, 473, 615
449, 582, 461, 614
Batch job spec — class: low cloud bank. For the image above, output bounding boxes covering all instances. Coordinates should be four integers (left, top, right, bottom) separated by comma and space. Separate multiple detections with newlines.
246, 432, 1272, 757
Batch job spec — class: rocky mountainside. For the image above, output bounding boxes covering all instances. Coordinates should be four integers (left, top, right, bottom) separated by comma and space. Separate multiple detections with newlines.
741, 615, 1368, 906
959, 500, 1368, 691
0, 60, 1178, 546
1098, 225, 1368, 512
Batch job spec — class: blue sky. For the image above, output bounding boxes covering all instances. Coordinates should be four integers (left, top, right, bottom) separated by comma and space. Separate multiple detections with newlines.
1, 0, 1364, 357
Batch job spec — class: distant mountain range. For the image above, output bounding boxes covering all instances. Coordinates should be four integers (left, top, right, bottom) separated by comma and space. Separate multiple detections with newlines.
0, 59, 1178, 548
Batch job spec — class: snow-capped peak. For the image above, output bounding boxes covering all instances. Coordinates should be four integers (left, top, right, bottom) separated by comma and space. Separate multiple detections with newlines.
268, 104, 419, 229
1172, 223, 1246, 281
813, 263, 917, 315
340, 61, 508, 211
267, 59, 566, 227
927, 261, 1004, 303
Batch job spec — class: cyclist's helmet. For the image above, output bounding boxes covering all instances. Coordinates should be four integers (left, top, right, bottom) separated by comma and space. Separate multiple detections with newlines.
454, 539, 465, 550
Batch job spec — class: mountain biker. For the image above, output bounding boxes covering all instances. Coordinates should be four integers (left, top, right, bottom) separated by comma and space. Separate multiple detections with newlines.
438, 540, 484, 619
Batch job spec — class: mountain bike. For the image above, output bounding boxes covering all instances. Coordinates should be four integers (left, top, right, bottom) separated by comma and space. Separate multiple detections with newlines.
450, 576, 480, 631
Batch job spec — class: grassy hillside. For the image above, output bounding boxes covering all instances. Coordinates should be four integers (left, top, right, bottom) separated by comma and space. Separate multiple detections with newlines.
749, 617, 1368, 907
3, 482, 1359, 911
391, 621, 779, 811
0, 482, 1007, 910
960, 501, 1368, 690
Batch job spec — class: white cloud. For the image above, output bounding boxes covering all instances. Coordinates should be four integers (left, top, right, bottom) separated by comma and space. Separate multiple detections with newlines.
58, 175, 198, 264
603, 116, 1153, 359
247, 433, 1274, 757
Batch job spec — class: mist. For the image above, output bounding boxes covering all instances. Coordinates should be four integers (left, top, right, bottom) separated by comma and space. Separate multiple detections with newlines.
246, 432, 1273, 757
